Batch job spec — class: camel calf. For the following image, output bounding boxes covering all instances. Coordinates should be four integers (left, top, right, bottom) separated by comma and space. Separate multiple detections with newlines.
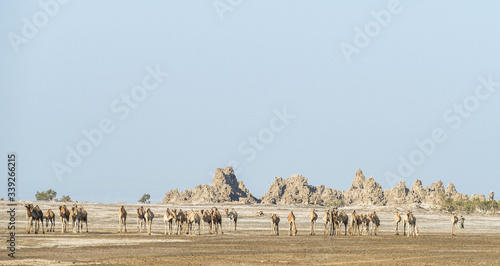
44, 209, 56, 232
164, 208, 175, 235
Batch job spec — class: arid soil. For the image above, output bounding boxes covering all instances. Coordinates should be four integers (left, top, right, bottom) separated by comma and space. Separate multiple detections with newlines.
2, 201, 500, 265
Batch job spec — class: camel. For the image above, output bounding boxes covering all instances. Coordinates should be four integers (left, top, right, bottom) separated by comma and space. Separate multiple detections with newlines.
350, 211, 362, 236
406, 211, 417, 237
27, 205, 44, 234
451, 213, 458, 236
76, 206, 88, 233
402, 211, 409, 236
58, 205, 70, 233
173, 209, 186, 235
287, 211, 297, 236
394, 212, 402, 235
137, 206, 146, 232
322, 210, 331, 235
212, 208, 222, 234
44, 209, 56, 232
329, 209, 338, 236
186, 210, 201, 235
118, 206, 127, 233
337, 211, 349, 236
201, 210, 212, 234
145, 208, 154, 235
308, 209, 318, 235
271, 214, 280, 236
223, 208, 238, 231
164, 208, 175, 235
70, 204, 78, 233
370, 212, 380, 236
361, 214, 371, 235
25, 203, 33, 232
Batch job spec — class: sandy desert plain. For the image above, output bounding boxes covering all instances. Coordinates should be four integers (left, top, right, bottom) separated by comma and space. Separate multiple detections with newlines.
2, 201, 500, 265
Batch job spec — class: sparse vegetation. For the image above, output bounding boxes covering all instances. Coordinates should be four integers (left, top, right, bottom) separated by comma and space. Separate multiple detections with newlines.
440, 197, 499, 214
35, 189, 57, 201
325, 199, 345, 208
60, 195, 72, 202
138, 194, 151, 204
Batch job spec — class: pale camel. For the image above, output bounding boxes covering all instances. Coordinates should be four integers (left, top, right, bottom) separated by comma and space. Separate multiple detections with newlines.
308, 209, 318, 235
350, 211, 361, 236
27, 205, 45, 234
118, 206, 127, 233
287, 211, 297, 236
76, 206, 88, 233
223, 208, 238, 231
338, 211, 349, 236
58, 205, 70, 233
44, 209, 55, 232
70, 204, 78, 233
406, 211, 417, 237
25, 203, 33, 232
145, 208, 154, 235
212, 208, 223, 234
186, 209, 201, 235
451, 213, 458, 236
394, 212, 402, 235
164, 208, 175, 235
173, 209, 186, 235
137, 206, 146, 232
322, 210, 331, 235
402, 211, 409, 236
370, 212, 380, 236
201, 210, 212, 234
271, 214, 280, 236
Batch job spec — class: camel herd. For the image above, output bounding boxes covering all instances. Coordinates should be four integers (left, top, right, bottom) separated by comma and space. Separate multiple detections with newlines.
23, 203, 464, 237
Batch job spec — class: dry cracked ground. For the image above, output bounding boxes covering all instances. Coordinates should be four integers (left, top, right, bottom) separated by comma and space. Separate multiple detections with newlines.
2, 201, 500, 265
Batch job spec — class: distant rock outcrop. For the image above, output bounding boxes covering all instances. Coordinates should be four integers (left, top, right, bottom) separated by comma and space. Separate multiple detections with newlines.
343, 169, 385, 205
162, 166, 258, 204
259, 174, 342, 205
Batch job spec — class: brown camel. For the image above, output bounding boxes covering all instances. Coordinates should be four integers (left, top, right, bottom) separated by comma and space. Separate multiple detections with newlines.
164, 208, 175, 235
25, 203, 33, 232
145, 208, 154, 235
370, 212, 380, 235
173, 209, 186, 235
186, 209, 201, 235
27, 205, 45, 234
201, 210, 212, 234
70, 204, 78, 233
337, 210, 349, 236
76, 206, 88, 233
287, 211, 297, 236
406, 211, 417, 237
59, 205, 70, 233
212, 208, 223, 234
223, 208, 238, 231
44, 209, 56, 232
394, 212, 402, 235
118, 206, 127, 233
308, 209, 318, 235
350, 210, 361, 236
451, 213, 458, 236
137, 206, 146, 232
322, 210, 331, 235
329, 209, 338, 236
271, 214, 280, 236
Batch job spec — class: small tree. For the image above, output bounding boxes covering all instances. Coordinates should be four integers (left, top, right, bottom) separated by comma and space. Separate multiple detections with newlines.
138, 194, 151, 204
35, 189, 57, 201
60, 195, 72, 202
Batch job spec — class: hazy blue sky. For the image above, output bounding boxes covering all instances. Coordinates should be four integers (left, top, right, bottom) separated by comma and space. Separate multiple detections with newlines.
1, 0, 499, 203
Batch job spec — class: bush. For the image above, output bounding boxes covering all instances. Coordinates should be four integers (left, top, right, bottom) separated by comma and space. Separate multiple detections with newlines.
138, 194, 151, 204
60, 195, 72, 202
35, 189, 57, 201
440, 197, 498, 214
326, 199, 345, 208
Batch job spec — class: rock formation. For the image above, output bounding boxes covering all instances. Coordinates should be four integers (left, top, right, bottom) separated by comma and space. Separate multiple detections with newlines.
259, 174, 342, 205
162, 166, 258, 204
343, 169, 385, 205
